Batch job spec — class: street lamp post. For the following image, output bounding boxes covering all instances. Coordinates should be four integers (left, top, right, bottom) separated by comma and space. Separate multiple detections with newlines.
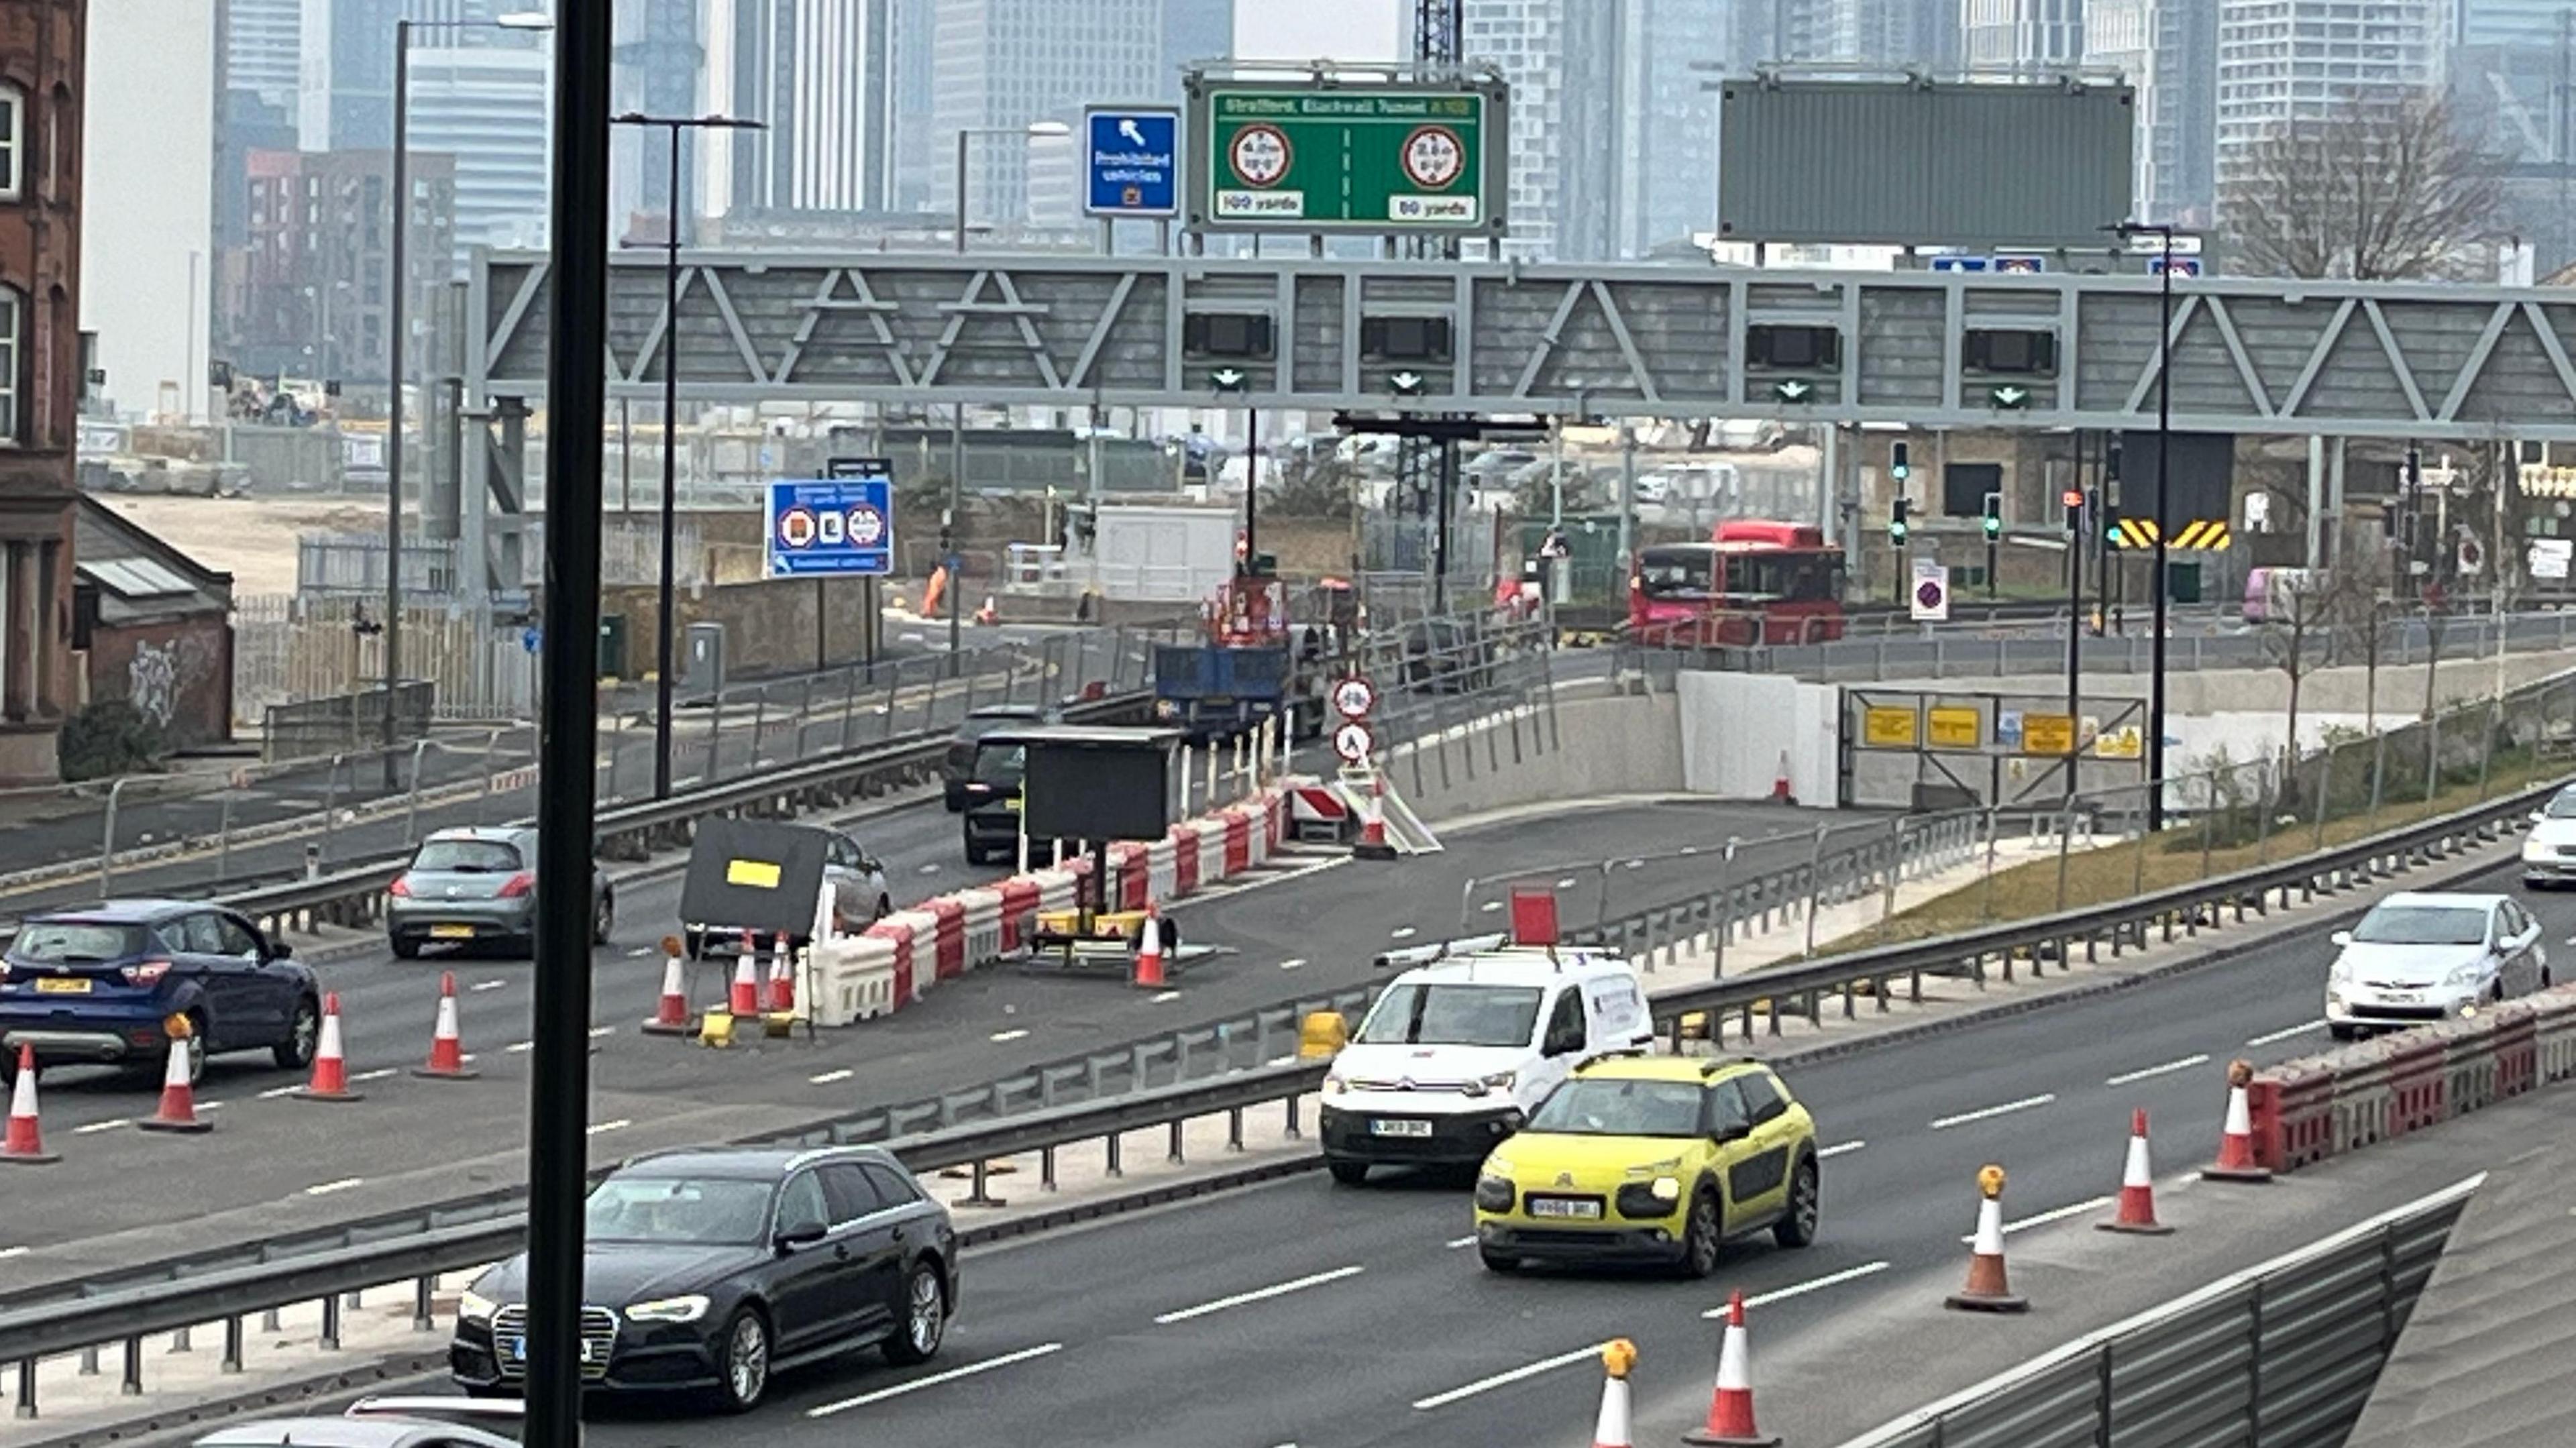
2112, 220, 2179, 829
610, 112, 766, 799
946, 120, 1071, 665
385, 10, 551, 789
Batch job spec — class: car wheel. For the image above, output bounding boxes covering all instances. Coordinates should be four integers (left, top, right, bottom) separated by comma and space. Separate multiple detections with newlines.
390, 935, 421, 960
1477, 1247, 1522, 1274
274, 996, 321, 1071
714, 1306, 769, 1413
881, 1262, 948, 1366
592, 892, 614, 946
1773, 1155, 1820, 1249
2328, 1022, 2361, 1042
1678, 1186, 1723, 1279
1326, 1160, 1370, 1187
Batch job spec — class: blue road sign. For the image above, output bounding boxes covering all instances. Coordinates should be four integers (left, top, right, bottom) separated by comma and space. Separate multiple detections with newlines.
1930, 256, 1990, 273
766, 466, 894, 579
1084, 107, 1179, 218
521, 626, 541, 653
1992, 254, 2047, 274
2151, 257, 2202, 276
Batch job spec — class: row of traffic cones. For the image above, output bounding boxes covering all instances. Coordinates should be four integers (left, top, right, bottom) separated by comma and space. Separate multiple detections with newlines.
642, 935, 806, 1039
0, 974, 489, 1160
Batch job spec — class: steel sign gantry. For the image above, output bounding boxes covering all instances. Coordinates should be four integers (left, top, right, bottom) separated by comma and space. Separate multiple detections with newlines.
470, 252, 2576, 442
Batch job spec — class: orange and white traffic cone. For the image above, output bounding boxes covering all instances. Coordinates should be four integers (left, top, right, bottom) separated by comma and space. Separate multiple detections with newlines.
728, 950, 761, 1017
1770, 750, 1796, 806
137, 1026, 210, 1134
2203, 1058, 2273, 1183
297, 993, 363, 1101
1945, 1164, 2029, 1313
767, 936, 796, 1014
974, 596, 998, 626
1591, 1338, 1637, 1448
1133, 904, 1166, 989
413, 971, 479, 1080
642, 938, 691, 1036
1684, 1290, 1780, 1445
1352, 776, 1397, 861
1, 1044, 58, 1164
2100, 1108, 2174, 1235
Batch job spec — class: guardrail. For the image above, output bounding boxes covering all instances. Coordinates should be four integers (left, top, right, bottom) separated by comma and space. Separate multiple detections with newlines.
1837, 1174, 2481, 1448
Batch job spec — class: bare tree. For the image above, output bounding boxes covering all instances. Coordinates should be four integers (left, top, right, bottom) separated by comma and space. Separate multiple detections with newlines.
2258, 571, 2334, 794
2220, 91, 2508, 281
2320, 562, 2395, 732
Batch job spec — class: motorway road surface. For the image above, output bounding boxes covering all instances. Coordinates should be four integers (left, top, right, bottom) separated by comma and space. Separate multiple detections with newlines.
0, 793, 1826, 1280
562, 860, 2530, 1448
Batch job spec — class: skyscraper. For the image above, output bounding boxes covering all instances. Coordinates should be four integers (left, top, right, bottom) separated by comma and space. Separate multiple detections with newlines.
406, 41, 553, 247
299, 0, 404, 152
2084, 0, 2216, 225
1962, 0, 2088, 68
2215, 0, 2451, 192
714, 0, 900, 215
929, 0, 1163, 228
226, 0, 303, 122
2459, 1, 2576, 45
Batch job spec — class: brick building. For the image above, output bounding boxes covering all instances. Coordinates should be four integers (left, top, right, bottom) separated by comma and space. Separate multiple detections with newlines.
0, 0, 85, 783
223, 147, 453, 388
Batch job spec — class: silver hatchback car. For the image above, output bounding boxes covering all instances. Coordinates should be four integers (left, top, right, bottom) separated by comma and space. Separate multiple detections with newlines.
386, 827, 613, 959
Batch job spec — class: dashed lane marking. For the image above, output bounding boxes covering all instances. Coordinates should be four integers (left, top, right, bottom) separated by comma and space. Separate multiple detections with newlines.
2104, 1054, 2208, 1087
2246, 1019, 2324, 1048
1152, 991, 1181, 1003
806, 1343, 1065, 1416
1817, 1141, 1866, 1160
350, 1068, 398, 1083
1929, 1094, 2055, 1131
1707, 1261, 1892, 1316
1413, 1343, 1608, 1411
0, 1247, 26, 1261
471, 979, 508, 993
810, 1069, 855, 1085
305, 1177, 365, 1196
1444, 1235, 1477, 1249
1151, 1266, 1364, 1324
506, 1042, 534, 1054
991, 1029, 1030, 1044
1968, 1196, 2116, 1242
1279, 958, 1307, 971
587, 1119, 631, 1136
1389, 926, 1417, 940
72, 1119, 131, 1135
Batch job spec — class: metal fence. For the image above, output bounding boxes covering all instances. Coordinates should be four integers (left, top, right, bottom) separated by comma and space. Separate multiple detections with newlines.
1838, 1175, 2481, 1448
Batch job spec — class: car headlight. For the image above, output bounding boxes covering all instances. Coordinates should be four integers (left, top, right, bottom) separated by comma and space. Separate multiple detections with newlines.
457, 1290, 496, 1325
1456, 1070, 1515, 1099
1648, 1175, 1682, 1202
2447, 962, 2487, 989
2329, 958, 2355, 984
2524, 840, 2548, 862
623, 1294, 710, 1324
1472, 1174, 1516, 1212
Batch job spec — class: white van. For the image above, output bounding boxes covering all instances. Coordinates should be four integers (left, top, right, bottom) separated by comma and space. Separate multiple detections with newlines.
1318, 948, 1655, 1185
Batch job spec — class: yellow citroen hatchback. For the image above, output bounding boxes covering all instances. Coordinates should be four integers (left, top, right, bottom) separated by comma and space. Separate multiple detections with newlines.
1470, 1056, 1819, 1276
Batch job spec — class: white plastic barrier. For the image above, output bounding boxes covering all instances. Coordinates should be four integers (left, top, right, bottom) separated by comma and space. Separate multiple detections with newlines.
1145, 837, 1179, 905
955, 887, 1005, 971
808, 935, 898, 1026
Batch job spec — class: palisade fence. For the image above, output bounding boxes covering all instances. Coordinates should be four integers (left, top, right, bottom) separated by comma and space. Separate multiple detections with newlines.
231, 594, 536, 727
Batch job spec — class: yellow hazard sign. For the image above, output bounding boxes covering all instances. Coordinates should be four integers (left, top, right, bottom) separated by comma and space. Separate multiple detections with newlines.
2022, 713, 2076, 756
1863, 706, 1919, 749
2111, 517, 2231, 551
725, 858, 783, 889
1927, 706, 1982, 750
2096, 724, 2144, 759
2171, 519, 2231, 551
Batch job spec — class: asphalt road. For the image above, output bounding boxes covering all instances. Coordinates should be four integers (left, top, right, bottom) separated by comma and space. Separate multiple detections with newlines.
0, 792, 1822, 1281
564, 849, 2563, 1448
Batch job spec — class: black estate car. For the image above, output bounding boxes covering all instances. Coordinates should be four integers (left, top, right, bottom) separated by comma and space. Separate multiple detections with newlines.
450, 1146, 957, 1412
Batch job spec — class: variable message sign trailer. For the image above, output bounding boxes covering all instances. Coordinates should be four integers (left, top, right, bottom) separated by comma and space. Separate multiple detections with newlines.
983, 724, 1186, 958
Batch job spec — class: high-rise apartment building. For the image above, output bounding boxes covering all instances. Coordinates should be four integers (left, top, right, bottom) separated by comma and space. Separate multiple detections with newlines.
405, 42, 551, 247
2459, 1, 2576, 44
2215, 0, 2451, 191
929, 0, 1163, 229
2084, 0, 2216, 225
712, 0, 899, 215
230, 148, 455, 386
226, 0, 303, 121
1963, 0, 2088, 68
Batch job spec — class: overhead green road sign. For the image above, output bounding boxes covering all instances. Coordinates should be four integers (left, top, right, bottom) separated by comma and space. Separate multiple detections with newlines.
1185, 76, 1508, 237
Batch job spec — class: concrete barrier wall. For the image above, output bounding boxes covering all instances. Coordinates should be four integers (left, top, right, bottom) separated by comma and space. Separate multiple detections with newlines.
1393, 692, 1683, 824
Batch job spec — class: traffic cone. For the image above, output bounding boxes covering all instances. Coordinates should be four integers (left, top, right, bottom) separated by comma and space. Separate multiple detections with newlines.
1, 1044, 57, 1164
1132, 903, 1166, 989
1770, 750, 1796, 806
297, 993, 363, 1101
767, 936, 796, 1014
137, 1027, 211, 1134
1684, 1290, 1780, 1445
728, 950, 761, 1017
1591, 1339, 1636, 1448
2100, 1108, 2174, 1235
413, 971, 479, 1080
1352, 775, 1397, 861
2203, 1059, 2273, 1183
642, 938, 691, 1036
1945, 1164, 2028, 1313
975, 596, 998, 626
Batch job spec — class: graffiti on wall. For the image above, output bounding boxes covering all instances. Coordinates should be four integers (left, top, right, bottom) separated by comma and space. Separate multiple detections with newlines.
128, 641, 178, 727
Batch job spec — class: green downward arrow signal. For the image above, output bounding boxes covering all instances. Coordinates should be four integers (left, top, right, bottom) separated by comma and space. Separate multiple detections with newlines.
1774, 379, 1813, 403
1990, 384, 2030, 408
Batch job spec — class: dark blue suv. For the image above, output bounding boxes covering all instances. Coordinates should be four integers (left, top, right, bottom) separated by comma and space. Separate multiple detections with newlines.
0, 901, 321, 1087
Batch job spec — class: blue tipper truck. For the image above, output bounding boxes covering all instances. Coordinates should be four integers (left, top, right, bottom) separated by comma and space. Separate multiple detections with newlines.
1150, 568, 1331, 743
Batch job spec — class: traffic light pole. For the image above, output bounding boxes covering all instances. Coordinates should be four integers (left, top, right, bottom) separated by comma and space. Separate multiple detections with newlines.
2066, 492, 2084, 803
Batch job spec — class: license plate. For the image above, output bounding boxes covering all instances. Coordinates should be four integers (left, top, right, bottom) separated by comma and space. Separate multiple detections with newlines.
2383, 991, 2418, 1003
1529, 1197, 1603, 1220
430, 924, 476, 940
34, 978, 89, 994
1368, 1118, 1433, 1138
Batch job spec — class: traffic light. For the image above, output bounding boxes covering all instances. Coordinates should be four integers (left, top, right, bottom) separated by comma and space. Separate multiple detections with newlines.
1982, 490, 2002, 540
1891, 441, 1911, 483
2061, 486, 2084, 533
2106, 435, 2123, 483
1890, 496, 1910, 546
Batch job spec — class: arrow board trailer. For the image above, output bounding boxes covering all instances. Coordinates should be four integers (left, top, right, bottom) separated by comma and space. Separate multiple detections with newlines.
982, 725, 1189, 958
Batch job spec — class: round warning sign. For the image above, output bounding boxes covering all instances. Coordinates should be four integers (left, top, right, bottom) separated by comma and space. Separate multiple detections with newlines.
1228, 124, 1292, 188
1331, 675, 1375, 720
1332, 720, 1375, 764
845, 503, 886, 549
1915, 578, 1944, 610
1401, 125, 1464, 190
776, 506, 818, 550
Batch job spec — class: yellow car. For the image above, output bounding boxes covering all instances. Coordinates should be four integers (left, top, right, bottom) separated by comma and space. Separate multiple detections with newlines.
1470, 1056, 1820, 1276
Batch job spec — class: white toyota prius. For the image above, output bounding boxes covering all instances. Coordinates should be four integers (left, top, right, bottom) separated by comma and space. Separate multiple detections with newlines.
2325, 892, 2550, 1040
2522, 784, 2576, 888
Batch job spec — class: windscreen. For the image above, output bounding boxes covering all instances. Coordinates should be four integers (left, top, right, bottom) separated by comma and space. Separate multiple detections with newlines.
411, 839, 521, 873
2352, 905, 2488, 946
1635, 547, 1716, 600
1725, 552, 1841, 603
10, 922, 150, 963
970, 743, 1026, 787
586, 1176, 774, 1245
1354, 983, 1545, 1048
2547, 791, 2576, 820
1526, 1078, 1706, 1138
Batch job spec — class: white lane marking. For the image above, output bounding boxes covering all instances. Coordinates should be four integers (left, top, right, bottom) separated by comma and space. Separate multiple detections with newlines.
1706, 1261, 1892, 1316
471, 979, 508, 993
305, 1177, 366, 1196
198, 1101, 225, 1112
1554, 877, 1578, 891
588, 1026, 616, 1040
1444, 1235, 1477, 1249
506, 1042, 534, 1054
1480, 900, 1503, 913
810, 1069, 855, 1085
625, 947, 651, 959
991, 1029, 1030, 1044
806, 1343, 1065, 1416
1964, 1196, 2117, 1243
1621, 859, 1645, 871
1929, 1094, 2056, 1131
1413, 1342, 1608, 1411
350, 1068, 398, 1083
2247, 1019, 2325, 1048
587, 1119, 631, 1136
1817, 1141, 1866, 1160
73, 1119, 131, 1135
1389, 926, 1418, 940
0, 1246, 26, 1261
2104, 1054, 2209, 1087
1279, 958, 1307, 971
258, 1084, 301, 1099
1152, 991, 1181, 1003
1150, 1265, 1364, 1325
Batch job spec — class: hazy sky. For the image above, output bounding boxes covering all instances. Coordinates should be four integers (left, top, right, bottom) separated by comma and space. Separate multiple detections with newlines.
1236, 0, 1405, 63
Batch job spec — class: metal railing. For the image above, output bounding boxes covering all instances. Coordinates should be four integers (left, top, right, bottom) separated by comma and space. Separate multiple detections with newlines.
1837, 1174, 2481, 1448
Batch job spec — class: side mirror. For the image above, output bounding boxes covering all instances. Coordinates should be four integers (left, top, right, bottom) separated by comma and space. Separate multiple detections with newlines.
1713, 1123, 1750, 1146
2330, 930, 2353, 948
268, 940, 294, 961
773, 1223, 826, 1254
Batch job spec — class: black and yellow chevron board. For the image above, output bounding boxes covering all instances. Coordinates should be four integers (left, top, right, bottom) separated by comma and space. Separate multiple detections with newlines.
2110, 518, 2230, 551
